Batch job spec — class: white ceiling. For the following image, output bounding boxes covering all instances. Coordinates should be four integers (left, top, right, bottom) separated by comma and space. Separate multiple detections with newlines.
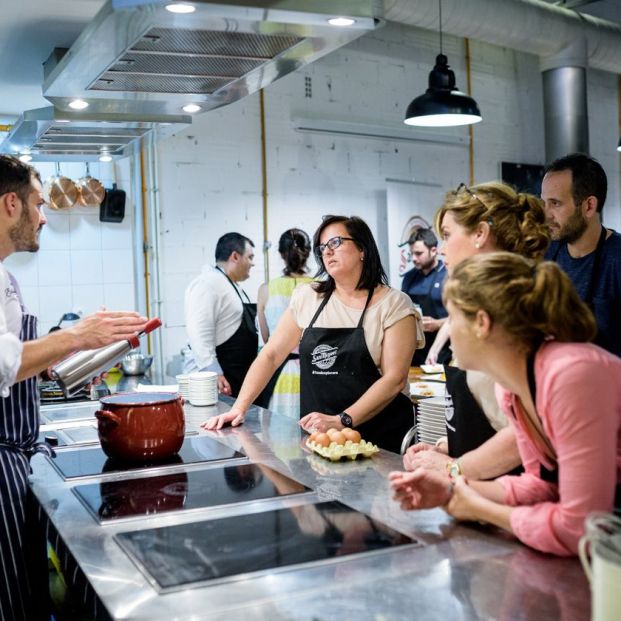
0, 0, 620, 124
0, 0, 105, 123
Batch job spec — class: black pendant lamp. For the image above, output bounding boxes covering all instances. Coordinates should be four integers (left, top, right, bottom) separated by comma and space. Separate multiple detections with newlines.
404, 0, 482, 128
617, 138, 621, 152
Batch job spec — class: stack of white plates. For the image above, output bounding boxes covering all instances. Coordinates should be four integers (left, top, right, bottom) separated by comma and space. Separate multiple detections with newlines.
416, 395, 450, 445
175, 374, 191, 400
188, 371, 218, 406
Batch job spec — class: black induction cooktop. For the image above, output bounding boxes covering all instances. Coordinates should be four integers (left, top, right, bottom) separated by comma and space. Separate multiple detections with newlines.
40, 403, 98, 424
38, 425, 99, 448
73, 463, 311, 523
116, 500, 418, 591
48, 435, 243, 480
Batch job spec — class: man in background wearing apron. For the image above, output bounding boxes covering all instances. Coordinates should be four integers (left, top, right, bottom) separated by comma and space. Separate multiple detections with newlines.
0, 155, 147, 620
400, 228, 449, 365
184, 233, 267, 405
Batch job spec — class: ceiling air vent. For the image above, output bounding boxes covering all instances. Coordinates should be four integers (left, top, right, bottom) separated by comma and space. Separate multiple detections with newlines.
42, 0, 381, 117
0, 107, 190, 162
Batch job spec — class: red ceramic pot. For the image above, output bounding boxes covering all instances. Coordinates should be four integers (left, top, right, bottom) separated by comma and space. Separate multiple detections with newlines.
96, 392, 185, 462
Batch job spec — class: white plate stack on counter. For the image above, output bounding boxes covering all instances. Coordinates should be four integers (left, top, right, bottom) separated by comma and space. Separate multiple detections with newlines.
416, 392, 451, 446
175, 374, 191, 400
187, 371, 218, 406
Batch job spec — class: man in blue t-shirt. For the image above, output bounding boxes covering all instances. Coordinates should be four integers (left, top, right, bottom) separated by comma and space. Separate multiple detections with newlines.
401, 228, 449, 364
541, 153, 621, 357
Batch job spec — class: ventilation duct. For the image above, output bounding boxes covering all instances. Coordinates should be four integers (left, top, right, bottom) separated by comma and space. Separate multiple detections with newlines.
42, 0, 381, 117
385, 0, 621, 159
0, 107, 190, 162
384, 0, 621, 71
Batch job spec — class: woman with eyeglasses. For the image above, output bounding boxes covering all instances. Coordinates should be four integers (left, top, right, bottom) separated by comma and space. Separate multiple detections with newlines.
204, 215, 423, 453
391, 252, 621, 555
404, 182, 550, 480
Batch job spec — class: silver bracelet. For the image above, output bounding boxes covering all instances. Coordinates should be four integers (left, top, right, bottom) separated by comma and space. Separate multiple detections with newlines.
446, 480, 455, 503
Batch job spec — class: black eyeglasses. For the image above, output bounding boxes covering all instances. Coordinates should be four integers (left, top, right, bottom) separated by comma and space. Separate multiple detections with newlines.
315, 236, 355, 256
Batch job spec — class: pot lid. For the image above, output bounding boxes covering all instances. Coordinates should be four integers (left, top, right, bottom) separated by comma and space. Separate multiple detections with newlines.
100, 391, 179, 406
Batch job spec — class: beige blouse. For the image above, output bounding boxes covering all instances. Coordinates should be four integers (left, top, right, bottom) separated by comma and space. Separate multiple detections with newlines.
290, 283, 424, 368
466, 369, 508, 431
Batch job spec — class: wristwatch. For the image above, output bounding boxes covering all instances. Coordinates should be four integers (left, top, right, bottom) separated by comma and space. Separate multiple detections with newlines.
446, 459, 463, 480
339, 412, 353, 428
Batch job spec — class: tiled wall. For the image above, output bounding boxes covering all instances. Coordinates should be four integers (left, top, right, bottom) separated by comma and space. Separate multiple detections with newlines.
4, 160, 136, 335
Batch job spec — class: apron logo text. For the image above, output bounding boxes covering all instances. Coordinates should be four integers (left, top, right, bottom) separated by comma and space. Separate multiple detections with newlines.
311, 344, 338, 370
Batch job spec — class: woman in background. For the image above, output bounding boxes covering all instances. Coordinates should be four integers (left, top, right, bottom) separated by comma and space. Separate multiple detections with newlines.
391, 252, 621, 556
257, 228, 313, 417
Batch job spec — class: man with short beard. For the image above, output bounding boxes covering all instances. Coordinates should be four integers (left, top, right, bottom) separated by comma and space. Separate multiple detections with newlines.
400, 228, 449, 364
0, 155, 148, 620
541, 153, 621, 356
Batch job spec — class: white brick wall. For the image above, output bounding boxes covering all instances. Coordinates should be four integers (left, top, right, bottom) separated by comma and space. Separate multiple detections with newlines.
156, 23, 570, 362
4, 21, 619, 366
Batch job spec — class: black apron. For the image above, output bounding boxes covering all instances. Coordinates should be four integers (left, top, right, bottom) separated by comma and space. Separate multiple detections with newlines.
406, 266, 451, 365
214, 268, 267, 407
444, 365, 523, 477
0, 275, 50, 621
299, 289, 414, 454
444, 366, 497, 458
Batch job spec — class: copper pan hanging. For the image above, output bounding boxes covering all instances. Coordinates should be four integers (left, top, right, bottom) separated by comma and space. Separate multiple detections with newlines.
44, 163, 79, 211
76, 162, 106, 207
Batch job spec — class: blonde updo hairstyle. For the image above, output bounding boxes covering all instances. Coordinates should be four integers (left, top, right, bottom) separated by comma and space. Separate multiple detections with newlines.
444, 252, 597, 350
435, 181, 550, 260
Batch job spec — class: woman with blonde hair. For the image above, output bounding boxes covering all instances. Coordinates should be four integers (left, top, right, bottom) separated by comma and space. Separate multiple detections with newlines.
406, 182, 550, 478
391, 252, 621, 555
427, 181, 549, 361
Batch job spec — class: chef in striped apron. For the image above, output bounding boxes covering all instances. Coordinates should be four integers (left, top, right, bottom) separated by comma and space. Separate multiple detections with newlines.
0, 274, 50, 620
0, 155, 149, 620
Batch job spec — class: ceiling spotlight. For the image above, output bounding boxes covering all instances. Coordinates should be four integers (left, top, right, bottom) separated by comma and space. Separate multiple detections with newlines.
68, 99, 89, 110
404, 0, 481, 127
165, 2, 196, 13
99, 153, 112, 162
19, 153, 33, 163
56, 119, 71, 123
328, 17, 356, 27
182, 103, 202, 113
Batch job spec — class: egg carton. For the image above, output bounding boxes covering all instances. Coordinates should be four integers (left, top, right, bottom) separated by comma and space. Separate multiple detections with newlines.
305, 438, 379, 461
305, 453, 376, 476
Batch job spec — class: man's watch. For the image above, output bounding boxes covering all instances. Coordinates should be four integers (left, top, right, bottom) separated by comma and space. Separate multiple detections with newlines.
339, 412, 353, 428
446, 459, 463, 480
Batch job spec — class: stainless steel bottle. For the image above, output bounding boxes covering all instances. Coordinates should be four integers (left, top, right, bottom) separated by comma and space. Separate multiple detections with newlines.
51, 318, 161, 396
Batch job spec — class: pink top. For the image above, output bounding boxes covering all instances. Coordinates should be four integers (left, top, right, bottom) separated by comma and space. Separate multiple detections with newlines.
495, 341, 621, 556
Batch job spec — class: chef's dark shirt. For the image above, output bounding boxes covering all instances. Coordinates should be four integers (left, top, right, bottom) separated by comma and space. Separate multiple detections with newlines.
400, 263, 448, 320
546, 230, 621, 357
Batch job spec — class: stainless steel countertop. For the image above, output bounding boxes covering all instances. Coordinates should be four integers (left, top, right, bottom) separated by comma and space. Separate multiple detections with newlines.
30, 399, 590, 620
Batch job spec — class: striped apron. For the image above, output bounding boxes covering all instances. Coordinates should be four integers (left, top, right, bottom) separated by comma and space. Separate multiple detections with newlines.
0, 276, 49, 621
